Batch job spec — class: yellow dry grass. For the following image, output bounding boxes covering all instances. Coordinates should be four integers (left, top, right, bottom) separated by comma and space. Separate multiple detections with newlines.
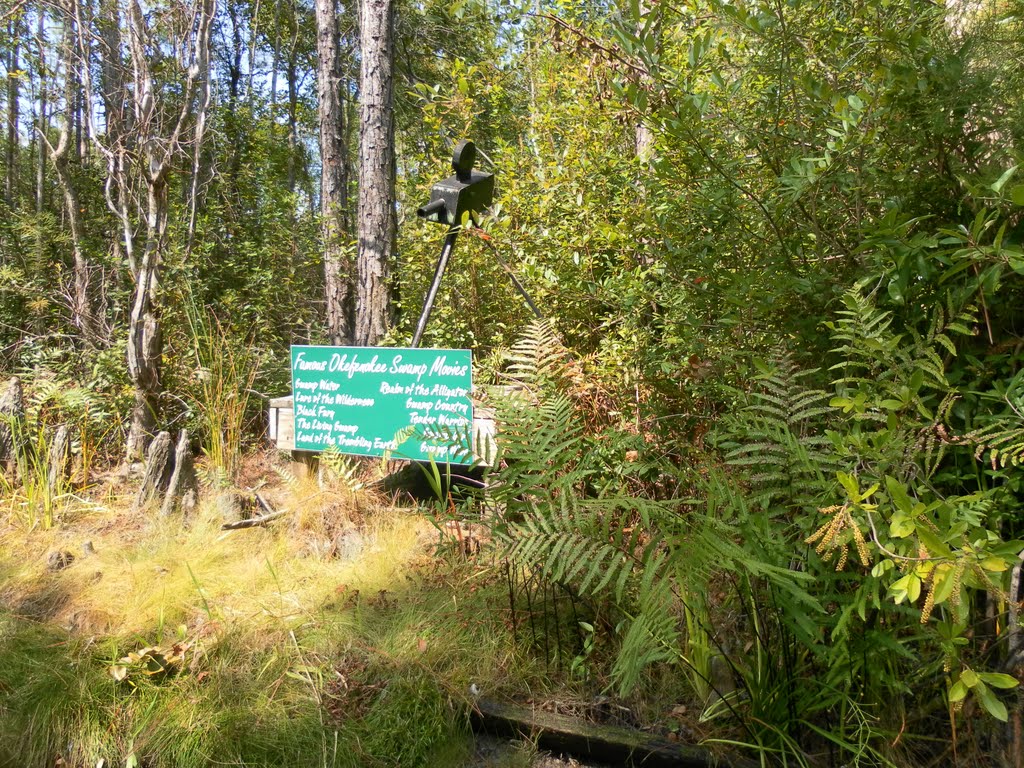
0, 466, 436, 642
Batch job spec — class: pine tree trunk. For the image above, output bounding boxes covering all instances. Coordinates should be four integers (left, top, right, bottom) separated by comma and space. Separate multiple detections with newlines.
355, 0, 395, 346
270, 0, 281, 110
634, 0, 656, 162
5, 19, 19, 208
286, 32, 299, 195
35, 9, 47, 225
95, 0, 135, 286
186, 0, 215, 255
52, 5, 101, 345
317, 0, 353, 344
97, 0, 124, 144
35, 8, 48, 288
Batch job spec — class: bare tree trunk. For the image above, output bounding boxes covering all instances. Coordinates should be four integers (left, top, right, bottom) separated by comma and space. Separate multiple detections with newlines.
125, 175, 167, 458
49, 1, 100, 344
5, 18, 19, 208
132, 429, 172, 511
270, 0, 281, 111
123, 0, 215, 459
317, 0, 353, 344
0, 377, 26, 475
634, 0, 656, 162
46, 424, 71, 497
161, 429, 197, 518
355, 0, 395, 347
75, 78, 85, 159
286, 22, 298, 194
35, 9, 47, 221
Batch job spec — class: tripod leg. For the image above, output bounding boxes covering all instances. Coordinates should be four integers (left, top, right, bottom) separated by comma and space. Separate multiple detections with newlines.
470, 214, 543, 320
411, 228, 459, 347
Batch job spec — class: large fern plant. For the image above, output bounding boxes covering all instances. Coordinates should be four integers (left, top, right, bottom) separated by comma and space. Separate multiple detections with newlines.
474, 321, 817, 711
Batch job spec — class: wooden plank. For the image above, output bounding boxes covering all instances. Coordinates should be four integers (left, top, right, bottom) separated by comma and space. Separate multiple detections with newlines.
470, 698, 754, 768
276, 407, 295, 451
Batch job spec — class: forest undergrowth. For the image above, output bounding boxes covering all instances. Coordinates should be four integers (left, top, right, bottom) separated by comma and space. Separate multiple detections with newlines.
0, 453, 551, 768
4, 294, 1024, 767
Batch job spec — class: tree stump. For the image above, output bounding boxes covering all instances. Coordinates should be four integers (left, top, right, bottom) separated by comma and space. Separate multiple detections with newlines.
46, 424, 71, 497
133, 431, 173, 512
161, 430, 198, 518
0, 377, 26, 474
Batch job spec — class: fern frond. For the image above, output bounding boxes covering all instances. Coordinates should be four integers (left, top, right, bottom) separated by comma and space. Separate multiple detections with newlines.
612, 575, 679, 696
320, 446, 365, 492
959, 372, 1024, 468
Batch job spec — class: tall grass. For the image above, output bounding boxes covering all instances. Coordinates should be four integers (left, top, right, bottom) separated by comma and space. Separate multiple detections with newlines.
0, 484, 534, 768
2, 426, 67, 530
184, 298, 260, 482
1, 373, 109, 530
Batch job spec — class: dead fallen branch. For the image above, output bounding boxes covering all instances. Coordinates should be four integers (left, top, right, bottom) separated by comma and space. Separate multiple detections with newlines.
220, 510, 289, 530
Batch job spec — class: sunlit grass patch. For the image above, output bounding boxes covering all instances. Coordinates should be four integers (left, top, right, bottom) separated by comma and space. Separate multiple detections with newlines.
0, 464, 534, 768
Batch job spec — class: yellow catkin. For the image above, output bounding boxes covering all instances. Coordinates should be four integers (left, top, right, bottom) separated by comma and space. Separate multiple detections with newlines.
805, 525, 827, 545
921, 577, 937, 623
852, 525, 870, 567
836, 548, 848, 571
950, 562, 965, 624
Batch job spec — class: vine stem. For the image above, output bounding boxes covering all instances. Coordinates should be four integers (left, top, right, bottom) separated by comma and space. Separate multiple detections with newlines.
862, 505, 946, 563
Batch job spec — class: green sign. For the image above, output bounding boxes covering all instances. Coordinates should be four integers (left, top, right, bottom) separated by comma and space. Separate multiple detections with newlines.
290, 346, 473, 461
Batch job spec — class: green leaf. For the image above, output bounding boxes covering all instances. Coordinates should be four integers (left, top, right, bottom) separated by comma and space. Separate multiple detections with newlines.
932, 567, 955, 605
949, 679, 969, 703
961, 668, 979, 687
976, 682, 1008, 721
1010, 184, 1024, 207
885, 476, 913, 515
837, 471, 859, 499
889, 514, 915, 538
830, 396, 856, 413
981, 556, 1009, 573
907, 574, 921, 603
915, 525, 955, 559
888, 573, 912, 604
991, 165, 1018, 194
979, 673, 1019, 689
